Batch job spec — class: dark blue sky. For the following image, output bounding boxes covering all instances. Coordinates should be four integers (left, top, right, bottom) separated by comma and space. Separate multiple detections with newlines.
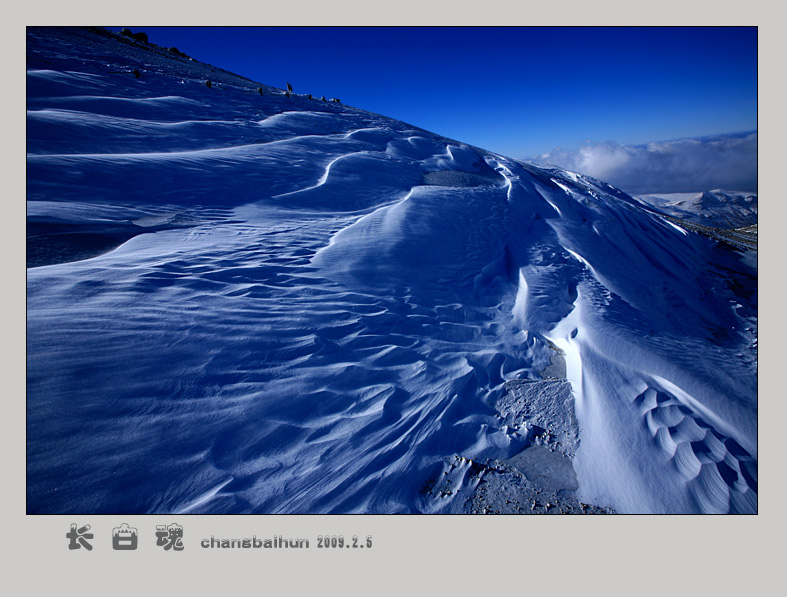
110, 26, 757, 158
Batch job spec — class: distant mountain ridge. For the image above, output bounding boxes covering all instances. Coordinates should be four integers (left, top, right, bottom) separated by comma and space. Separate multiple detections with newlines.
636, 189, 758, 229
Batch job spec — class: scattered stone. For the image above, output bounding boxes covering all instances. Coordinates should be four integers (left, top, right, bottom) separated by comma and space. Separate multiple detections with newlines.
505, 444, 579, 492
463, 460, 614, 515
167, 47, 189, 58
497, 378, 579, 457
420, 368, 616, 514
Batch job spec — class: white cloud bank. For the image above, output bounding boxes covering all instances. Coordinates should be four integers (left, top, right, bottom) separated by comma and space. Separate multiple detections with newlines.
529, 131, 757, 195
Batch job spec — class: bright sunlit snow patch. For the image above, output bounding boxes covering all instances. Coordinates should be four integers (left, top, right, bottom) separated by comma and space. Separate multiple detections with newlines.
662, 218, 689, 235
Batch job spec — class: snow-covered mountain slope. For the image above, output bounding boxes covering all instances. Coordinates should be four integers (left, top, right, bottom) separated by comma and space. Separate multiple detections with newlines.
26, 27, 757, 514
636, 190, 758, 229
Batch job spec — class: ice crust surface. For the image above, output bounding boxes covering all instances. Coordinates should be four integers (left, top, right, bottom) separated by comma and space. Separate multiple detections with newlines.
27, 27, 757, 514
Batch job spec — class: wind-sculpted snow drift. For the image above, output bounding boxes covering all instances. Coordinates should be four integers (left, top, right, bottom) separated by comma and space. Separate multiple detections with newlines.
27, 27, 757, 514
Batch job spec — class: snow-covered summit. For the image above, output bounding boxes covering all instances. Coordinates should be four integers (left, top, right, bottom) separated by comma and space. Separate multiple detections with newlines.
636, 189, 758, 229
27, 27, 757, 514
